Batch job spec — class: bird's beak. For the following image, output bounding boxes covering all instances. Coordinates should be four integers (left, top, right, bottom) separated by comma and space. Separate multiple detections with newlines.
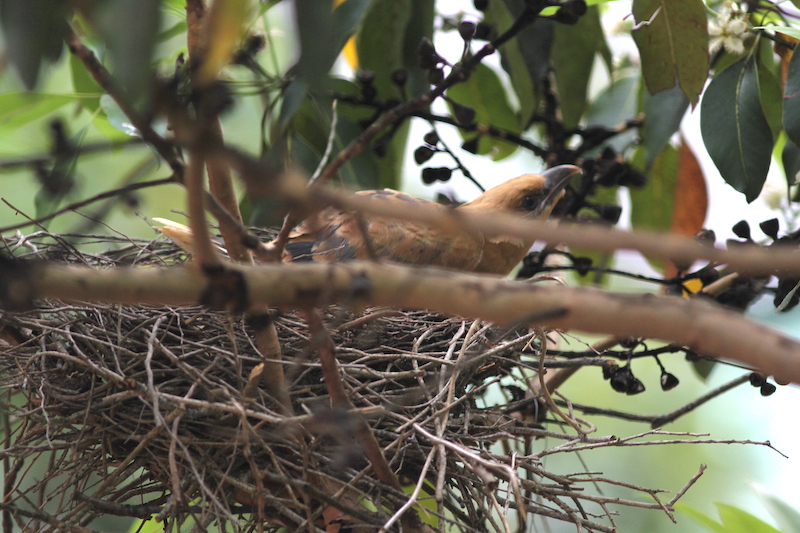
539, 164, 581, 209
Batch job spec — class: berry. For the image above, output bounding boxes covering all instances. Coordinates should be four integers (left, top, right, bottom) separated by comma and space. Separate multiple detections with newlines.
461, 137, 480, 154
458, 21, 477, 41
760, 218, 780, 239
732, 220, 751, 240
414, 146, 435, 165
391, 69, 408, 87
660, 372, 680, 391
423, 131, 439, 146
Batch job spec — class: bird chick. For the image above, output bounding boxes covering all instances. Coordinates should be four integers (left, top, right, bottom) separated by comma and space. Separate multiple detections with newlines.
287, 165, 579, 275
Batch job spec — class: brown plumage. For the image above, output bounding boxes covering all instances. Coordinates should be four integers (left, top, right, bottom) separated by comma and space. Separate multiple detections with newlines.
154, 165, 579, 276
286, 165, 579, 275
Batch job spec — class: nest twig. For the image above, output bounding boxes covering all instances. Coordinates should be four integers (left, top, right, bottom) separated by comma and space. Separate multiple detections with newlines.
0, 231, 750, 533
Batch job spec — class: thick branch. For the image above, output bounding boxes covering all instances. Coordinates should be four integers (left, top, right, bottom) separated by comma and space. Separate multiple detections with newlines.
6, 260, 800, 385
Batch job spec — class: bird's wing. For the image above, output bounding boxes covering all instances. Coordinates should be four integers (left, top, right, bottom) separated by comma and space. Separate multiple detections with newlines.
296, 190, 484, 271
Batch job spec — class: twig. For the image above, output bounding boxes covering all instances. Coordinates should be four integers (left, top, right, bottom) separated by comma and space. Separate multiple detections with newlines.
309, 99, 339, 185
668, 464, 706, 505
64, 28, 184, 179
302, 309, 425, 532
0, 177, 173, 234
0, 139, 142, 170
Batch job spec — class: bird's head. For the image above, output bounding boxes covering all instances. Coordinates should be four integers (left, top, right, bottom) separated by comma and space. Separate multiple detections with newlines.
460, 165, 580, 219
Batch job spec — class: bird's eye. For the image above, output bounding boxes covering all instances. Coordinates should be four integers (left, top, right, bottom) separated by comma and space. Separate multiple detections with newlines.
521, 193, 541, 211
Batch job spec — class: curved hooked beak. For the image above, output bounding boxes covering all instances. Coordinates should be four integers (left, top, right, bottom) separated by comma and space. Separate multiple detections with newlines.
539, 164, 581, 212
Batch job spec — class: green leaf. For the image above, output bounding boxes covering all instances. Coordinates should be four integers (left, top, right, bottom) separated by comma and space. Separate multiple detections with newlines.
754, 25, 800, 41
701, 55, 773, 202
757, 51, 783, 140
157, 19, 188, 43
291, 0, 372, 89
632, 0, 709, 106
398, 0, 434, 99
91, 0, 160, 109
355, 0, 412, 101
585, 74, 639, 155
642, 83, 690, 167
99, 94, 167, 139
631, 143, 679, 234
782, 43, 800, 146
676, 503, 727, 533
447, 63, 520, 161
716, 503, 782, 533
70, 53, 103, 114
480, 0, 542, 125
356, 0, 433, 188
757, 491, 800, 533
552, 6, 607, 129
0, 0, 70, 89
782, 136, 800, 187
333, 0, 375, 51
0, 93, 81, 134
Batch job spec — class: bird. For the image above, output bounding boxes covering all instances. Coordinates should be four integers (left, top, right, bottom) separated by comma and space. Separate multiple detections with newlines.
154, 165, 579, 276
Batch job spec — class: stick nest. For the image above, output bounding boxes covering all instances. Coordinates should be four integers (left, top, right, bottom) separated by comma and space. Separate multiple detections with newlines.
0, 231, 685, 533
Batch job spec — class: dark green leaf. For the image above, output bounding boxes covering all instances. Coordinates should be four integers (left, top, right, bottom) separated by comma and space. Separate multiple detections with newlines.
691, 359, 717, 381
782, 43, 800, 146
642, 83, 690, 167
356, 0, 433, 188
290, 0, 372, 96
585, 74, 639, 154
552, 6, 607, 129
0, 0, 70, 89
333, 0, 374, 52
399, 0, 434, 99
446, 63, 520, 161
482, 1, 552, 127
90, 0, 160, 110
356, 0, 412, 101
632, 0, 708, 106
701, 56, 773, 202
782, 136, 800, 186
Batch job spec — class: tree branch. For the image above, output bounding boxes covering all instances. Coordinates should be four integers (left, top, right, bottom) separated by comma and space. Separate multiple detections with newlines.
5, 259, 800, 385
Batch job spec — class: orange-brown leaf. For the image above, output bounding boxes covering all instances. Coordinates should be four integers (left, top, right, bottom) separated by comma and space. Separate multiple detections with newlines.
672, 138, 708, 237
663, 138, 708, 289
775, 32, 798, 87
